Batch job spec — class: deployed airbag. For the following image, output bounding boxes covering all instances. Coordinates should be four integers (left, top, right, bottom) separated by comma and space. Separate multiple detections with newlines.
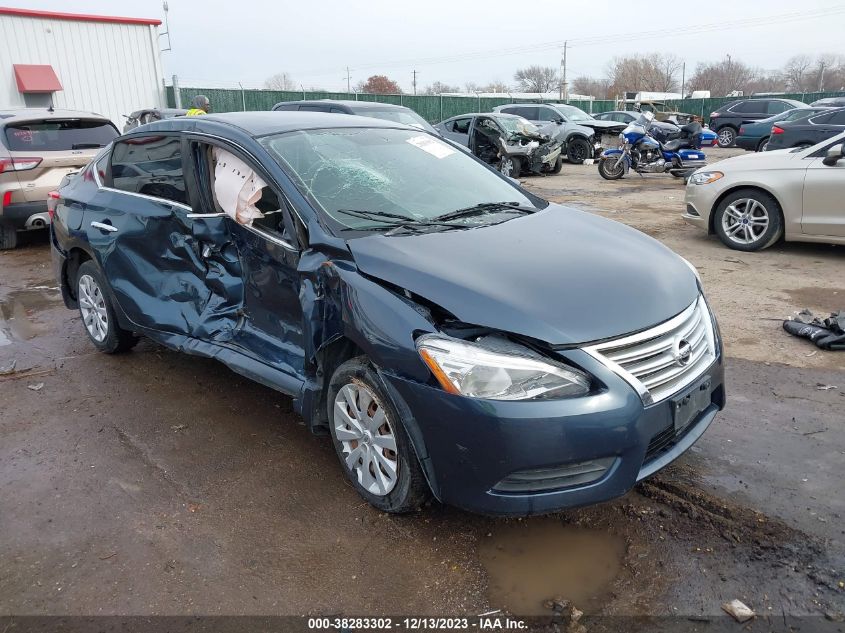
212, 147, 266, 225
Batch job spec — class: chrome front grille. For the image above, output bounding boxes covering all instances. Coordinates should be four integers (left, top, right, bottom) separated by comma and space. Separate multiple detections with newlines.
585, 297, 716, 404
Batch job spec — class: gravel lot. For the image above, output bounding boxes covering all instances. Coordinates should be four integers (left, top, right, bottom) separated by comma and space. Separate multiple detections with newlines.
1, 148, 843, 626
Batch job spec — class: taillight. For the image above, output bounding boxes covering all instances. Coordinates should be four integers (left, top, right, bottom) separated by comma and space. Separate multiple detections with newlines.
739, 127, 745, 135
47, 190, 60, 219
2, 190, 11, 208
772, 125, 784, 135
0, 157, 43, 173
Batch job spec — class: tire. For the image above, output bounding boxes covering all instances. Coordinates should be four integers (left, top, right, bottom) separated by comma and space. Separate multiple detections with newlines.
716, 126, 736, 148
713, 188, 783, 252
567, 137, 591, 164
550, 156, 563, 174
499, 155, 522, 178
598, 156, 625, 180
0, 223, 18, 250
75, 261, 139, 353
756, 136, 769, 152
327, 357, 429, 513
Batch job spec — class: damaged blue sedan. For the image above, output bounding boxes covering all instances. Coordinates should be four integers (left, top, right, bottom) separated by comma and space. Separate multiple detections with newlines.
51, 112, 724, 515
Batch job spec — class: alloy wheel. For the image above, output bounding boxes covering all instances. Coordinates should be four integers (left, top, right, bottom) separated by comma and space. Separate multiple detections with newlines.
333, 382, 399, 496
78, 274, 109, 342
721, 198, 770, 246
500, 158, 515, 177
718, 128, 735, 147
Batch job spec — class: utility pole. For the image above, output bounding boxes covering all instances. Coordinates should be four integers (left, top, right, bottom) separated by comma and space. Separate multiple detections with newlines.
818, 61, 826, 92
681, 62, 686, 97
346, 67, 351, 93
561, 41, 569, 102
412, 69, 418, 95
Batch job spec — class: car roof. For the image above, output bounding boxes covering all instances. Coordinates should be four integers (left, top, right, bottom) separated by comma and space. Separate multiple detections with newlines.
0, 107, 111, 126
273, 99, 412, 111
443, 112, 522, 120
134, 111, 414, 137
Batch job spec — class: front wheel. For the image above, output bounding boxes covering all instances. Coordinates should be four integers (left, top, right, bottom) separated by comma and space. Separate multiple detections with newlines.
713, 189, 783, 252
549, 155, 563, 174
327, 357, 430, 513
76, 261, 139, 353
598, 156, 625, 180
499, 155, 522, 178
567, 137, 591, 164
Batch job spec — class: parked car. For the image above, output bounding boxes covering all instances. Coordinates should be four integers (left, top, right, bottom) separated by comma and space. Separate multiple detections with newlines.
633, 101, 696, 125
123, 108, 188, 132
684, 131, 845, 251
708, 98, 807, 147
594, 110, 681, 135
765, 107, 845, 152
810, 97, 845, 108
492, 103, 625, 164
434, 113, 563, 177
735, 108, 829, 152
271, 99, 437, 135
0, 108, 119, 249
51, 111, 723, 515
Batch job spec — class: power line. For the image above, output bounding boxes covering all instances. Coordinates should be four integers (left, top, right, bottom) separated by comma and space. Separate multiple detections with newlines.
292, 5, 845, 79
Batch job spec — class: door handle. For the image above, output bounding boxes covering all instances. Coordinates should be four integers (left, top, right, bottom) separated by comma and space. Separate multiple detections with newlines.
186, 212, 227, 219
91, 221, 118, 233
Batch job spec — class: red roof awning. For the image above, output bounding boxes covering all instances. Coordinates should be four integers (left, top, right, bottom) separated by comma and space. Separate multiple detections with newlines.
13, 64, 62, 93
0, 7, 161, 26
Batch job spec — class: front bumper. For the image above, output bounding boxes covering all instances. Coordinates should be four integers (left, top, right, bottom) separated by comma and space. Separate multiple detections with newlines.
384, 351, 724, 516
683, 184, 718, 232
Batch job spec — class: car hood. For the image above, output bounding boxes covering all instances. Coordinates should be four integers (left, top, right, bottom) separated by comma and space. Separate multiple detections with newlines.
578, 120, 627, 134
347, 206, 699, 345
709, 147, 805, 171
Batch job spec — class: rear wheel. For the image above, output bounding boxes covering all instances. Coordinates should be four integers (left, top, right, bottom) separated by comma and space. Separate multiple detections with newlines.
327, 357, 429, 513
713, 189, 783, 252
756, 136, 769, 152
716, 126, 736, 148
567, 137, 591, 164
499, 155, 522, 178
0, 223, 17, 250
76, 261, 139, 353
598, 157, 625, 180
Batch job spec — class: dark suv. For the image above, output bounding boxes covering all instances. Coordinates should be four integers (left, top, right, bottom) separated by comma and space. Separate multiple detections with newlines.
708, 98, 807, 147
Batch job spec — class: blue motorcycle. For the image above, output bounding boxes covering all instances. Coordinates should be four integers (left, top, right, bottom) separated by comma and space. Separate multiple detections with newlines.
597, 111, 716, 180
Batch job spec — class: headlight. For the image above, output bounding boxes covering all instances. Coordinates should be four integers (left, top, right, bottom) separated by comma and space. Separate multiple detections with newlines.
689, 171, 723, 185
416, 334, 590, 400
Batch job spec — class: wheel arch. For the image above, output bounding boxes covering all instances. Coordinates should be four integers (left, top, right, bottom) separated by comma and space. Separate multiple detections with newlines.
61, 247, 95, 308
708, 184, 786, 235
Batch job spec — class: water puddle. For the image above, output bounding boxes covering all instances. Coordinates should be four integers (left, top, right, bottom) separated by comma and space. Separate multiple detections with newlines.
0, 285, 62, 346
477, 518, 625, 616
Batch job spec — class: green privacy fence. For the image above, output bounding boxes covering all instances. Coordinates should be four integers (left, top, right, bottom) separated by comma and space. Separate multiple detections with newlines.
165, 85, 618, 122
166, 86, 845, 124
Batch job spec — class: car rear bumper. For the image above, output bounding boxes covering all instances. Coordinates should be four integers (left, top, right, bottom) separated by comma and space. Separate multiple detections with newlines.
0, 200, 50, 229
383, 355, 725, 516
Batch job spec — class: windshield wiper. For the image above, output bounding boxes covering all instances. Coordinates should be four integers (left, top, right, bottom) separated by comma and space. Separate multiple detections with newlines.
434, 201, 538, 222
71, 143, 104, 150
334, 208, 465, 229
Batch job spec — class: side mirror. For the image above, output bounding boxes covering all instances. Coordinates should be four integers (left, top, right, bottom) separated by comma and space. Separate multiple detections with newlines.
822, 143, 844, 166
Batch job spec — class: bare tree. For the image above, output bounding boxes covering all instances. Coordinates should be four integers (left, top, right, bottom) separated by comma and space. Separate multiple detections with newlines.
809, 54, 845, 91
572, 76, 611, 99
783, 55, 813, 91
687, 58, 758, 96
605, 54, 682, 96
355, 75, 402, 94
513, 66, 559, 93
482, 80, 510, 93
264, 72, 296, 91
464, 81, 482, 94
422, 81, 460, 95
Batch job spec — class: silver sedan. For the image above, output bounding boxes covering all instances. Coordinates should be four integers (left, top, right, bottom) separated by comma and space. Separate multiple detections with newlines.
684, 131, 845, 251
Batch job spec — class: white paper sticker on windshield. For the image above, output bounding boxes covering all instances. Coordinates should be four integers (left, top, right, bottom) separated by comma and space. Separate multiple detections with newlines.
406, 135, 455, 159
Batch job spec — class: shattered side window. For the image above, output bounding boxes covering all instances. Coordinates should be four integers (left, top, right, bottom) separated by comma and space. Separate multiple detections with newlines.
260, 127, 536, 232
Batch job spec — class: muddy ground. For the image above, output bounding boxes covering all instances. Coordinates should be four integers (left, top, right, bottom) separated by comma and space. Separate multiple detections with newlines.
1, 148, 844, 628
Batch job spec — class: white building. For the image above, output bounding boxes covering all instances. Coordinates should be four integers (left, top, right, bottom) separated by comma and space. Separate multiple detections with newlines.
0, 7, 166, 126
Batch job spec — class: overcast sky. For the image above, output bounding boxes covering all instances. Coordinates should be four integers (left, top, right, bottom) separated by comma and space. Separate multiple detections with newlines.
21, 0, 845, 92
